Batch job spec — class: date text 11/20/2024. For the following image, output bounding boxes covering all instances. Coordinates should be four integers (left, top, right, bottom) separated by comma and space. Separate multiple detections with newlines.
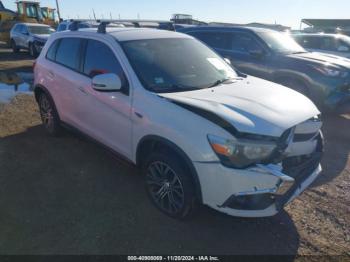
127, 256, 220, 261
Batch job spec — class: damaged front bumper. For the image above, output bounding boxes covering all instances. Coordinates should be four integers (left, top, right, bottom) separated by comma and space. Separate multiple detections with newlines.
195, 134, 323, 218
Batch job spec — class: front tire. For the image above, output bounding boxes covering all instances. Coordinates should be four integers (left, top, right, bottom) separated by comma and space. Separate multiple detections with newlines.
143, 152, 198, 219
38, 92, 62, 136
11, 39, 19, 53
29, 43, 38, 58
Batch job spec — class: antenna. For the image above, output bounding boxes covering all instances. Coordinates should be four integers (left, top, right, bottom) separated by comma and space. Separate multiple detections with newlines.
92, 9, 96, 20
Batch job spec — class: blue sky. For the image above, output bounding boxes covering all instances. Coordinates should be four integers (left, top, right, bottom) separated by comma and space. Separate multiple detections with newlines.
2, 0, 349, 29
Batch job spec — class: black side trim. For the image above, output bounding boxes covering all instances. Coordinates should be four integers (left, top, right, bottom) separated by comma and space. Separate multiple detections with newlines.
61, 121, 135, 166
294, 133, 318, 142
136, 135, 203, 203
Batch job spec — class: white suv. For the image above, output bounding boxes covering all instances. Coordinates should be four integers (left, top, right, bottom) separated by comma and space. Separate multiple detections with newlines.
34, 26, 323, 219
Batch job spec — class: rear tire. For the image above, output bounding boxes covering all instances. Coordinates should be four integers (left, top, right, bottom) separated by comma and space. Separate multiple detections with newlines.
143, 152, 198, 219
38, 92, 62, 136
11, 39, 19, 53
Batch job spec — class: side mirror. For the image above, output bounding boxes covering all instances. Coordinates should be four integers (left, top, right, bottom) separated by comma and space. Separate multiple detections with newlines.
224, 58, 231, 65
249, 49, 265, 58
92, 73, 122, 91
338, 46, 349, 52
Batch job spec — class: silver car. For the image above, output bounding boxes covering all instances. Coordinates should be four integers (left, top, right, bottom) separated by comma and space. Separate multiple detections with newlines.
293, 33, 350, 59
10, 23, 55, 57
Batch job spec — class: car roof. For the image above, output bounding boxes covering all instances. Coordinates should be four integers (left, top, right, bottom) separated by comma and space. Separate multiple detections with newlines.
178, 25, 276, 34
55, 27, 192, 42
293, 33, 347, 38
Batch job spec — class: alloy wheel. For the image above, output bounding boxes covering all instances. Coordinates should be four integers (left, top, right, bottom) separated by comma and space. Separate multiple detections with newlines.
39, 95, 54, 130
146, 161, 185, 215
30, 44, 35, 57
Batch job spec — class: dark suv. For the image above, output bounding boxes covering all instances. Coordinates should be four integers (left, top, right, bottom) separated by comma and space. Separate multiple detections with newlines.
179, 26, 350, 113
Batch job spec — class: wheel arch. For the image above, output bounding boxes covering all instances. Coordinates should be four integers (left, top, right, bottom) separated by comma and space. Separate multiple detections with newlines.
34, 84, 61, 120
136, 135, 203, 203
273, 70, 311, 87
272, 70, 317, 99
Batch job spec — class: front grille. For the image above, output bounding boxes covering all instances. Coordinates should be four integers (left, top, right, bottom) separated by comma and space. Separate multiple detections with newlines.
293, 133, 318, 142
275, 133, 323, 210
282, 152, 322, 183
293, 117, 322, 142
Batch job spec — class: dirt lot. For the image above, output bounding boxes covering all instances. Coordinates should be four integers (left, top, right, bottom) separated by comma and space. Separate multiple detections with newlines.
0, 44, 349, 257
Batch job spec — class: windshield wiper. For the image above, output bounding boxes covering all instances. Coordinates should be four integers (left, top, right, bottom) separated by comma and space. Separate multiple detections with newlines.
206, 78, 235, 88
291, 51, 308, 54
151, 84, 199, 93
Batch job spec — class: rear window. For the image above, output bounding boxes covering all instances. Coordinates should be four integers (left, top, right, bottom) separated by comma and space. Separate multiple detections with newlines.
55, 38, 82, 70
46, 39, 60, 61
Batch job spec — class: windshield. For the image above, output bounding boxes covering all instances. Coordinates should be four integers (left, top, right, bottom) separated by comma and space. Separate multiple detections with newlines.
41, 9, 48, 18
28, 26, 52, 35
121, 38, 237, 93
257, 32, 306, 54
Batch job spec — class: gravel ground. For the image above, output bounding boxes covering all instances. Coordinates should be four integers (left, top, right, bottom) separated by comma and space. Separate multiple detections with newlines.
0, 44, 349, 258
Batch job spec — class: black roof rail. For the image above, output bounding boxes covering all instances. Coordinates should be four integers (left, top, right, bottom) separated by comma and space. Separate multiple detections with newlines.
96, 19, 175, 33
68, 19, 175, 32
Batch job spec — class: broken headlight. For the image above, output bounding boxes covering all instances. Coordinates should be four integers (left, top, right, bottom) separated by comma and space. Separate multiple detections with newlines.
208, 134, 277, 169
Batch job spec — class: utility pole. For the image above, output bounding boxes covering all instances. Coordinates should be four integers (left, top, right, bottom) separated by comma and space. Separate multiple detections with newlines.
55, 0, 62, 21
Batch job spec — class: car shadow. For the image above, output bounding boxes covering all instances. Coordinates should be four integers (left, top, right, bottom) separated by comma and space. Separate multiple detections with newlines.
0, 125, 300, 256
312, 114, 350, 187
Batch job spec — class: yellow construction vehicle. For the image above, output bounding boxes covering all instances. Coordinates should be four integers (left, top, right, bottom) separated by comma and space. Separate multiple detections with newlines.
41, 7, 57, 28
0, 1, 44, 46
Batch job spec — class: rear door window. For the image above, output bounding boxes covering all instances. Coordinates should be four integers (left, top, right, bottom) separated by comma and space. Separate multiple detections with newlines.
83, 39, 127, 85
189, 31, 231, 50
55, 38, 82, 70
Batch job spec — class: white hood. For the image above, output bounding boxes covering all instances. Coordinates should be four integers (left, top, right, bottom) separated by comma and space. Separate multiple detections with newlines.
32, 34, 50, 41
160, 76, 320, 137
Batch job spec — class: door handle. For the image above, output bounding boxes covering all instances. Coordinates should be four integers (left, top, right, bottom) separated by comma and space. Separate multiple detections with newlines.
48, 71, 55, 78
